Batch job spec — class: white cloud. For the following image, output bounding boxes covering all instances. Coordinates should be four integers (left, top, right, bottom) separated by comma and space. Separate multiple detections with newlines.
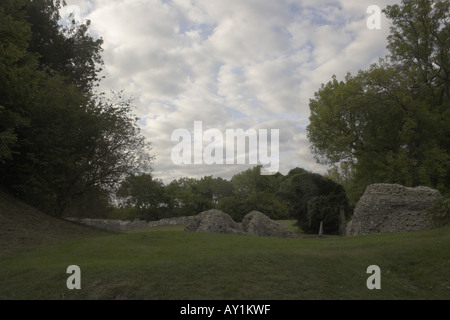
64, 0, 401, 183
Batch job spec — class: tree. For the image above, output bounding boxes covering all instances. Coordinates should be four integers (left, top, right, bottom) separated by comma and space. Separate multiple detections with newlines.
325, 162, 361, 208
307, 196, 340, 234
383, 0, 450, 191
23, 0, 104, 96
307, 0, 450, 196
64, 186, 113, 218
116, 173, 165, 220
216, 196, 242, 221
279, 169, 348, 232
164, 176, 233, 217
385, 0, 450, 100
224, 166, 288, 221
279, 171, 320, 222
428, 194, 450, 227
0, 0, 35, 164
0, 1, 153, 216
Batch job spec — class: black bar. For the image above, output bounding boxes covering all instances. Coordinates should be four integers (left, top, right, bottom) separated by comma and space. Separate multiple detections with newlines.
1, 300, 444, 319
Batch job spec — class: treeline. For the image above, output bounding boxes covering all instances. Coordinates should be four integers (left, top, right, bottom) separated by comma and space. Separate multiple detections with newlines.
83, 166, 348, 235
0, 1, 152, 216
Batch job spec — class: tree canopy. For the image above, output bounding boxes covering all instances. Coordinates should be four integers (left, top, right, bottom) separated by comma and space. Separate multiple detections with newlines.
308, 0, 450, 199
0, 0, 152, 216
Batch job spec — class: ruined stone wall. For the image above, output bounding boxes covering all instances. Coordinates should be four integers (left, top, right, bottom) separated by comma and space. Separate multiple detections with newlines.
184, 209, 298, 238
346, 184, 441, 236
65, 216, 196, 231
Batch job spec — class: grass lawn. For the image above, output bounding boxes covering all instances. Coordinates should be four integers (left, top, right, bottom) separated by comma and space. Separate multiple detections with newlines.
1, 224, 449, 300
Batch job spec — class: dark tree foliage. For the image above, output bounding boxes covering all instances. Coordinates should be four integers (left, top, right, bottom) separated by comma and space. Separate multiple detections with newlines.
116, 173, 165, 221
308, 0, 450, 199
0, 0, 35, 164
23, 0, 104, 96
279, 170, 348, 233
217, 166, 289, 221
0, 0, 152, 216
161, 176, 234, 217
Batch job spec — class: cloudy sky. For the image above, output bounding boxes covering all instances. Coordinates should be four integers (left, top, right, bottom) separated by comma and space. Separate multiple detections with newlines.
61, 0, 399, 183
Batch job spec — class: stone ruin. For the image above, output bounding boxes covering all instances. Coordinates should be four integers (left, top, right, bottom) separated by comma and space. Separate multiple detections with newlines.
184, 209, 245, 235
185, 209, 298, 239
65, 210, 298, 239
65, 216, 196, 231
346, 183, 442, 236
241, 210, 298, 238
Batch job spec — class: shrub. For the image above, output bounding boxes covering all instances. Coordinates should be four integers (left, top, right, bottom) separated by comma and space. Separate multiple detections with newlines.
428, 195, 450, 227
279, 171, 348, 232
305, 195, 341, 234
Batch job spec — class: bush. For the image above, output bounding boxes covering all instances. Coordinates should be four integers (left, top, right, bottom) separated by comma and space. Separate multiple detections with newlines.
279, 171, 348, 232
216, 196, 242, 221
428, 195, 450, 227
305, 196, 341, 234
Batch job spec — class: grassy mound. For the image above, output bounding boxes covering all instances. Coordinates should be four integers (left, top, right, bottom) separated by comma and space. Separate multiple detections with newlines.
0, 189, 108, 257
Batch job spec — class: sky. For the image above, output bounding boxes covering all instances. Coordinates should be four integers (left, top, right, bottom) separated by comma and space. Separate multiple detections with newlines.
60, 0, 400, 184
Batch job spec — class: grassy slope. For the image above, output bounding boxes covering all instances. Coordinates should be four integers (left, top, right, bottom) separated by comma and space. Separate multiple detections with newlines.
0, 190, 449, 300
0, 189, 108, 256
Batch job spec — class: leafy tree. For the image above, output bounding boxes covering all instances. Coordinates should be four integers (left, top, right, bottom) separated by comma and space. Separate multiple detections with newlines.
0, 0, 35, 163
385, 0, 450, 100
231, 166, 285, 197
428, 194, 450, 227
279, 171, 320, 221
279, 169, 347, 232
222, 166, 288, 221
210, 176, 234, 205
383, 0, 450, 191
325, 162, 361, 209
23, 0, 104, 96
164, 176, 233, 217
116, 173, 165, 220
64, 186, 113, 218
163, 177, 202, 216
0, 1, 152, 216
178, 177, 215, 214
163, 178, 187, 215
307, 0, 450, 197
306, 196, 340, 234
216, 196, 242, 221
286, 167, 308, 177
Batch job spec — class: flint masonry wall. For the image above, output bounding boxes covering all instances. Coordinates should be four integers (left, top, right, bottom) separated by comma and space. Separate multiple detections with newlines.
65, 216, 196, 231
346, 183, 441, 236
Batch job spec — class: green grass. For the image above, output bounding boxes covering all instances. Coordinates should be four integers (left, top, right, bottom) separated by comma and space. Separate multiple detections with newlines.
1, 224, 449, 300
1, 189, 449, 300
0, 189, 109, 256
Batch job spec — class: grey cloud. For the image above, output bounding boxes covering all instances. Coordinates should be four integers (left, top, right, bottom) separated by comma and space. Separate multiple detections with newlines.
64, 0, 398, 182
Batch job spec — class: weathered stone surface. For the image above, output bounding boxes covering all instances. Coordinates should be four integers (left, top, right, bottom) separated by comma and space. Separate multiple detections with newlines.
65, 216, 196, 231
241, 211, 298, 238
184, 209, 245, 235
67, 210, 299, 239
346, 183, 441, 236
